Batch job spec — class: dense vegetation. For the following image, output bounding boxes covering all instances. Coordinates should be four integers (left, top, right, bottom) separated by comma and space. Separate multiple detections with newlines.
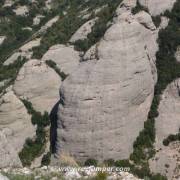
0, 0, 60, 64
130, 0, 180, 177
19, 100, 50, 166
32, 0, 87, 59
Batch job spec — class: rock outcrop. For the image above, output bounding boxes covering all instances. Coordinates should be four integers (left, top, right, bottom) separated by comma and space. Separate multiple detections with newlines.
13, 59, 61, 113
149, 79, 180, 179
69, 18, 97, 42
13, 6, 29, 16
0, 131, 22, 168
42, 45, 80, 75
55, 0, 158, 162
0, 89, 35, 153
0, 36, 6, 46
139, 0, 176, 16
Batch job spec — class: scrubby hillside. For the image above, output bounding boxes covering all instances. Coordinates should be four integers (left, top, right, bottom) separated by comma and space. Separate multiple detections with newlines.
0, 0, 179, 180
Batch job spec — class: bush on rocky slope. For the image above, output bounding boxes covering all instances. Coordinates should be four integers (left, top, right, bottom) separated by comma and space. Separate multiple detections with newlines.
163, 128, 180, 146
74, 0, 123, 52
19, 100, 50, 166
130, 0, 180, 175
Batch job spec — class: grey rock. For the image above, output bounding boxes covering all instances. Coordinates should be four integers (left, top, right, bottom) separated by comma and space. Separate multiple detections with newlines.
13, 59, 61, 113
55, 1, 158, 162
42, 45, 80, 75
149, 79, 180, 179
0, 89, 35, 154
0, 131, 22, 168
139, 0, 176, 16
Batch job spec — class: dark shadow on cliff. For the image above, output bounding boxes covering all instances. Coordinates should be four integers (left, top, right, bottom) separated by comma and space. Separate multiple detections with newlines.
50, 100, 60, 154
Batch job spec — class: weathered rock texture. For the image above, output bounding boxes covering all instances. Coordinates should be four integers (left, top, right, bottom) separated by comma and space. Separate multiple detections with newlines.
13, 6, 29, 16
13, 59, 61, 113
42, 45, 80, 75
0, 131, 22, 168
139, 0, 176, 16
0, 89, 35, 153
149, 79, 180, 179
55, 0, 158, 162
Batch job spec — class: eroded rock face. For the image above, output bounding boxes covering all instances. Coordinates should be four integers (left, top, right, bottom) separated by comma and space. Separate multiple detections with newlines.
55, 1, 158, 162
13, 59, 61, 113
149, 142, 180, 180
0, 89, 35, 153
0, 131, 22, 168
139, 0, 176, 16
149, 79, 180, 179
42, 45, 80, 75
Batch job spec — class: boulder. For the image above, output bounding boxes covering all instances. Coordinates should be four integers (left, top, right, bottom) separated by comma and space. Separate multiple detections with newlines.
13, 59, 61, 113
139, 0, 176, 16
42, 45, 80, 75
13, 6, 29, 16
55, 1, 158, 162
0, 89, 35, 153
0, 131, 22, 168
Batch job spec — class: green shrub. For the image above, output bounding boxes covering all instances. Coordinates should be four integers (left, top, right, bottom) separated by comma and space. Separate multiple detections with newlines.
114, 159, 132, 168
152, 15, 161, 28
84, 159, 98, 167
41, 152, 51, 166
19, 100, 50, 166
94, 172, 107, 180
45, 60, 68, 81
151, 174, 167, 180
163, 129, 180, 146
103, 159, 115, 166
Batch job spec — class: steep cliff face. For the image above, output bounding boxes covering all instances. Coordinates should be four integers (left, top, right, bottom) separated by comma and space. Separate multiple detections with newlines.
55, 0, 158, 162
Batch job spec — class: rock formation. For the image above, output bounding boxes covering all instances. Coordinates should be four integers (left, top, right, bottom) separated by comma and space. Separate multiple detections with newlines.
13, 59, 61, 113
42, 45, 80, 75
139, 0, 176, 16
0, 131, 22, 168
55, 0, 158, 162
149, 79, 180, 179
0, 88, 35, 153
